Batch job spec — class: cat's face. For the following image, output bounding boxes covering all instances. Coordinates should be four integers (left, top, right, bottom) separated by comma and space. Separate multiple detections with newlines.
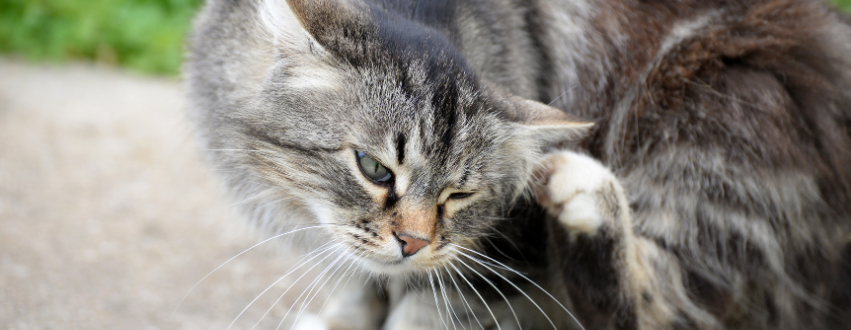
204, 0, 591, 276
245, 63, 542, 275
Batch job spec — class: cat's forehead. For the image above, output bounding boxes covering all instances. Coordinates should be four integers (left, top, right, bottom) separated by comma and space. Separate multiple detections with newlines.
270, 0, 500, 155
341, 73, 505, 188
341, 55, 495, 141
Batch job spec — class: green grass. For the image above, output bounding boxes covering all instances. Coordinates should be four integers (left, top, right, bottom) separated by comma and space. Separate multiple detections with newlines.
0, 0, 849, 76
0, 0, 202, 75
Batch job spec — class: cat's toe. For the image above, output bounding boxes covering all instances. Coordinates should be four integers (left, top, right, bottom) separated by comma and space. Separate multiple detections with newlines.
536, 151, 618, 235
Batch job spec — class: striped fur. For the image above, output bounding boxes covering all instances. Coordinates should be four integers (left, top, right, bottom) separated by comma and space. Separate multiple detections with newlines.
185, 0, 851, 329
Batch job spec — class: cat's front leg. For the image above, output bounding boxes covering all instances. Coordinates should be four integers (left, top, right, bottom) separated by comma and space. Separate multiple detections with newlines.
536, 150, 632, 238
536, 151, 688, 330
381, 291, 443, 330
293, 277, 387, 330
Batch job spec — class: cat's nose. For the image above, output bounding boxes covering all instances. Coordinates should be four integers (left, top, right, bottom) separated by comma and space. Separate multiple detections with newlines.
395, 233, 430, 257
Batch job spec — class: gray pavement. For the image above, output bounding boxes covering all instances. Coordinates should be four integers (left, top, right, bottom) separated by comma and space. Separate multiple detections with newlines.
0, 60, 322, 330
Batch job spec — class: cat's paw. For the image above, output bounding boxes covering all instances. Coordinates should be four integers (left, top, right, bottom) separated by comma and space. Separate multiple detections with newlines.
535, 151, 624, 235
291, 312, 330, 330
292, 312, 370, 330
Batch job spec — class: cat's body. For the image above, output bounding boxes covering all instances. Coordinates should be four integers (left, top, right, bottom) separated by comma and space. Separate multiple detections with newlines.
186, 0, 851, 329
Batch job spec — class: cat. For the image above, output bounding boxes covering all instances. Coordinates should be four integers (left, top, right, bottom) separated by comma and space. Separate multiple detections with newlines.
184, 0, 851, 329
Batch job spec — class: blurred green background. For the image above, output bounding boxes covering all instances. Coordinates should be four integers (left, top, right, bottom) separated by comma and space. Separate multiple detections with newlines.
1, 0, 850, 76
0, 0, 203, 75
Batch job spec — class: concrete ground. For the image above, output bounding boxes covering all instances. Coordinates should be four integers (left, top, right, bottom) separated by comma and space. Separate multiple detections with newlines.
0, 59, 323, 330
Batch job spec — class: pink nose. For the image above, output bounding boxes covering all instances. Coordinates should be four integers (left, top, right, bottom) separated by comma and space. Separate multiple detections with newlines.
397, 234, 430, 257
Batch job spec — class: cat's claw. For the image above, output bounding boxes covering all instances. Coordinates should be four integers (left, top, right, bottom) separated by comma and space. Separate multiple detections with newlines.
536, 151, 621, 235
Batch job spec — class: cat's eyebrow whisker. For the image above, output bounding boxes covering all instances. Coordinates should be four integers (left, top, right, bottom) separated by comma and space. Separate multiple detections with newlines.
172, 224, 343, 314
435, 270, 462, 330
450, 244, 586, 330
447, 261, 502, 330
230, 243, 343, 330
452, 256, 522, 330
442, 264, 484, 330
428, 270, 451, 330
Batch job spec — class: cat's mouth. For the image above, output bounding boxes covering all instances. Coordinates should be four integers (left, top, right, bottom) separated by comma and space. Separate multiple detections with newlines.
357, 257, 419, 275
375, 259, 404, 266
353, 249, 449, 276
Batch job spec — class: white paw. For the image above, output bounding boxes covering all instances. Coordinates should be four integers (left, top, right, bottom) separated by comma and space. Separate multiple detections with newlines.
536, 151, 618, 234
292, 312, 330, 330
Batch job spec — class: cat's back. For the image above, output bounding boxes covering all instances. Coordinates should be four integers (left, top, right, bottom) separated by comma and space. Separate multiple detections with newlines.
533, 0, 851, 328
528, 0, 851, 217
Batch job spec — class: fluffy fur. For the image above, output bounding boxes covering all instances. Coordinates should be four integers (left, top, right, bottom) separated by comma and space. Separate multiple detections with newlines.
185, 0, 851, 329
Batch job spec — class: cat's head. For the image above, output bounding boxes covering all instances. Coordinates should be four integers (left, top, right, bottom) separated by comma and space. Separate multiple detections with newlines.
192, 0, 591, 275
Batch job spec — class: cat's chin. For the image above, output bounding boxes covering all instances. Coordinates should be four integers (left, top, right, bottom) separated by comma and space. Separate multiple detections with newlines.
355, 256, 441, 277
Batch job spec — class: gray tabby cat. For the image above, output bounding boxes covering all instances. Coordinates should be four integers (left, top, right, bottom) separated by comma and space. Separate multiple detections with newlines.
185, 0, 851, 329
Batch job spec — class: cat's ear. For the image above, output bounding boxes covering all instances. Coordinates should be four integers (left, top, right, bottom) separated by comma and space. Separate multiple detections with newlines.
508, 97, 595, 147
259, 0, 366, 55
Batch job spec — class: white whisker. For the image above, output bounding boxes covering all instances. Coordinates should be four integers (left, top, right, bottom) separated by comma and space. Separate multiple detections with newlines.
251, 242, 342, 330
316, 249, 364, 315
429, 270, 451, 330
288, 249, 350, 329
230, 244, 343, 330
172, 224, 340, 314
262, 245, 346, 330
443, 264, 484, 330
267, 245, 346, 330
436, 270, 461, 330
446, 262, 502, 330
452, 256, 521, 330
292, 247, 357, 325
450, 244, 585, 330
453, 250, 557, 330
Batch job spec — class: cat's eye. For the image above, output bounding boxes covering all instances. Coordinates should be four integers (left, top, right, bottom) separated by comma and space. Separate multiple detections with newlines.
356, 151, 393, 183
448, 192, 474, 200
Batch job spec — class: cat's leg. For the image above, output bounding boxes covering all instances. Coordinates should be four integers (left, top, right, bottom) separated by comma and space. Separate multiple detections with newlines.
381, 290, 445, 330
536, 150, 718, 330
292, 278, 387, 330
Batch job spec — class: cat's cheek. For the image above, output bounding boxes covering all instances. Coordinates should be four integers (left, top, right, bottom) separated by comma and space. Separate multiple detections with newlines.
306, 200, 337, 225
